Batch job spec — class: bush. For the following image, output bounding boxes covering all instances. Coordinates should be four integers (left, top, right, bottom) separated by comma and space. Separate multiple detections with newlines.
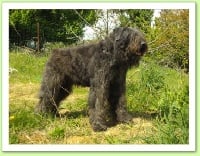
148, 10, 189, 71
127, 62, 165, 112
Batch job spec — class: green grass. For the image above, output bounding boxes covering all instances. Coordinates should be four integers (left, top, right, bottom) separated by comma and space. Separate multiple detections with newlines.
9, 52, 189, 144
9, 52, 48, 83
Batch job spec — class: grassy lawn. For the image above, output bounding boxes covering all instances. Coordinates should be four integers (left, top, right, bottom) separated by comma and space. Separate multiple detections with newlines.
9, 52, 189, 144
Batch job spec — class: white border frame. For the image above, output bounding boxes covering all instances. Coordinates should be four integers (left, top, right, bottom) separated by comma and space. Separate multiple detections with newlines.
2, 2, 196, 151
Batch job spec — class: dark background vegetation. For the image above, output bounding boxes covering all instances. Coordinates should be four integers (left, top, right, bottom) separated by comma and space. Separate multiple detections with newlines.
9, 9, 189, 71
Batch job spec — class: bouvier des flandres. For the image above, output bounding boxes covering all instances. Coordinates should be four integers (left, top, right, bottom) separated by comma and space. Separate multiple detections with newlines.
35, 27, 147, 131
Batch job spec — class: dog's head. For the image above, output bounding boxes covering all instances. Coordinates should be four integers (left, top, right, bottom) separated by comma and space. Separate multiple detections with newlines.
112, 27, 148, 56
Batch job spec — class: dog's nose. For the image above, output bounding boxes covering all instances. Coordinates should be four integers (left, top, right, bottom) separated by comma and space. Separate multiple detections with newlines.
140, 41, 147, 54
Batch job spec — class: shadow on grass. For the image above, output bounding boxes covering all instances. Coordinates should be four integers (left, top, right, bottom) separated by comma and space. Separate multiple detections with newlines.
58, 108, 158, 121
58, 109, 88, 119
130, 111, 158, 120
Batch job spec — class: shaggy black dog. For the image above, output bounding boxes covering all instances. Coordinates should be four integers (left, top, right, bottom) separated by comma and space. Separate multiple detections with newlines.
35, 27, 147, 131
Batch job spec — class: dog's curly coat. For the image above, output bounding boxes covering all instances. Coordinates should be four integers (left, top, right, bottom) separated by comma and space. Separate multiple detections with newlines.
35, 27, 147, 131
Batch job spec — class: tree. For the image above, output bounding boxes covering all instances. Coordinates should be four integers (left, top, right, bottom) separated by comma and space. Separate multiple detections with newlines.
9, 9, 97, 47
84, 10, 120, 40
150, 10, 189, 71
85, 9, 153, 40
118, 9, 154, 34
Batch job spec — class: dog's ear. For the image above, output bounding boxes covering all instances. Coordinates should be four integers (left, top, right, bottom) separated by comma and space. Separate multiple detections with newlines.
114, 27, 130, 49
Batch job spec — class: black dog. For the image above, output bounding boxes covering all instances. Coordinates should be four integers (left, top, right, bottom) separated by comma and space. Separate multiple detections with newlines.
35, 27, 147, 131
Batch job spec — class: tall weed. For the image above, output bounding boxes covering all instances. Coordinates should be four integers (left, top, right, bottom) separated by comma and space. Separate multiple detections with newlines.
127, 62, 165, 111
143, 83, 189, 144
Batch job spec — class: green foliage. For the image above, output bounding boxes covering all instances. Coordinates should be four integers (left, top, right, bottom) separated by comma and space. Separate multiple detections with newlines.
9, 9, 97, 45
140, 63, 165, 92
149, 10, 189, 71
49, 127, 65, 139
145, 85, 189, 144
118, 9, 154, 34
126, 61, 189, 144
127, 62, 165, 112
